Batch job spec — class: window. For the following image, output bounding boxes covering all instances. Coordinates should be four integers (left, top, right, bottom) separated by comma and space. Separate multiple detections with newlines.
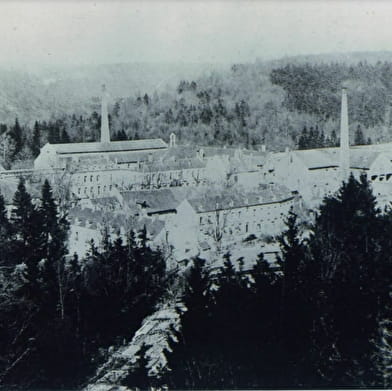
97, 186, 101, 194
75, 231, 79, 241
78, 188, 81, 194
84, 176, 87, 183
90, 175, 93, 182
200, 216, 203, 224
97, 175, 100, 181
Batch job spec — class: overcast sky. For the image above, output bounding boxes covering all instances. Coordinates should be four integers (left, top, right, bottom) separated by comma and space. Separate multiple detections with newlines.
1, 1, 392, 67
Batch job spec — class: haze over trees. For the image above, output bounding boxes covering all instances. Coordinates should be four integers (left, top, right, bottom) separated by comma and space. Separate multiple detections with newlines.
1, 54, 392, 388
1, 56, 392, 169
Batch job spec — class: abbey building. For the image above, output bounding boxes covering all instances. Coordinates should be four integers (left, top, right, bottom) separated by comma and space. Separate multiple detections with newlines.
3, 84, 392, 262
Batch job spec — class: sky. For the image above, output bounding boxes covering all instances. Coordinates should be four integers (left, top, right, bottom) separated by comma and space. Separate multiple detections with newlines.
1, 0, 392, 67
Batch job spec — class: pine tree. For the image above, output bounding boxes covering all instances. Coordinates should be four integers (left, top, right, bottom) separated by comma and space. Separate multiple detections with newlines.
10, 178, 43, 268
31, 121, 41, 157
124, 343, 151, 388
308, 174, 384, 386
330, 129, 338, 147
277, 211, 316, 386
0, 192, 11, 265
373, 318, 392, 388
9, 118, 23, 157
355, 124, 366, 145
61, 129, 70, 143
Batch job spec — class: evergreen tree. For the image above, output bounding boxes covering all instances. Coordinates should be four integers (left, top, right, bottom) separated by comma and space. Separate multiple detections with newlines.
330, 129, 338, 147
31, 121, 41, 157
277, 211, 315, 386
0, 192, 11, 265
373, 318, 392, 388
308, 173, 385, 385
61, 129, 70, 143
10, 178, 44, 269
355, 124, 366, 145
124, 344, 151, 388
39, 180, 69, 317
9, 118, 23, 157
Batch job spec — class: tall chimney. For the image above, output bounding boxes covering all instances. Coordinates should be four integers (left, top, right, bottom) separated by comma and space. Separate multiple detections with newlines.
100, 84, 110, 143
340, 87, 350, 180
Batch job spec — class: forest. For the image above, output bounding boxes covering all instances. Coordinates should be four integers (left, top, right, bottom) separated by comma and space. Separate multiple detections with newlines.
1, 58, 392, 388
0, 179, 168, 388
1, 59, 392, 169
1, 175, 392, 388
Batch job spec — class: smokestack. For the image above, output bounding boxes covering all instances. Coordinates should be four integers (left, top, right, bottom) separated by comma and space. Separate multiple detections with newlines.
340, 87, 350, 180
100, 84, 110, 143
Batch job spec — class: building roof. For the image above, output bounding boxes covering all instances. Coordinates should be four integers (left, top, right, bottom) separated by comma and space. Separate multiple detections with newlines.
120, 189, 180, 214
187, 184, 294, 213
137, 217, 166, 240
89, 196, 121, 209
68, 205, 165, 239
161, 145, 199, 160
349, 150, 380, 170
110, 150, 168, 164
293, 148, 340, 169
139, 157, 206, 172
46, 139, 168, 155
280, 147, 386, 171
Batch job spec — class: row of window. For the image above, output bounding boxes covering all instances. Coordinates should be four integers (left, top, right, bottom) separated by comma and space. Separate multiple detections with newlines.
199, 204, 289, 225
77, 184, 114, 195
371, 173, 392, 181
83, 174, 101, 183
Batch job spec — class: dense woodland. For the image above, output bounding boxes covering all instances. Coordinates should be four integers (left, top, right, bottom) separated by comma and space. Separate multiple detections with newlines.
2, 58, 392, 388
161, 174, 392, 389
0, 179, 168, 388
1, 175, 392, 388
2, 60, 392, 169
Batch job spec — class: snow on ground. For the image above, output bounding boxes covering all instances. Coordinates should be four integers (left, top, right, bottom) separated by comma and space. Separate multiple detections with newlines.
85, 300, 186, 391
204, 240, 281, 271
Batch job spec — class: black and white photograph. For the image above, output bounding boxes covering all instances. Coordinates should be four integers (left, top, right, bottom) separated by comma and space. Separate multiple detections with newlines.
1, 0, 392, 389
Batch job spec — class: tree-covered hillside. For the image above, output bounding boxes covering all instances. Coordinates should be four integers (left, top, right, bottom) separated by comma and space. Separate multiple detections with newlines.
2, 54, 392, 168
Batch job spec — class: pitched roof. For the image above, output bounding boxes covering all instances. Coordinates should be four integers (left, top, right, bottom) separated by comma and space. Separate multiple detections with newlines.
293, 148, 340, 169
89, 196, 121, 208
46, 139, 168, 155
137, 218, 166, 239
139, 157, 206, 172
349, 150, 380, 170
188, 184, 293, 213
109, 150, 167, 164
120, 189, 180, 214
161, 145, 198, 160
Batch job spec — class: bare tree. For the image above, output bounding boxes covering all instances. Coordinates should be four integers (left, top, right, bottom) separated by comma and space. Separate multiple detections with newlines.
208, 200, 228, 253
191, 169, 202, 186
